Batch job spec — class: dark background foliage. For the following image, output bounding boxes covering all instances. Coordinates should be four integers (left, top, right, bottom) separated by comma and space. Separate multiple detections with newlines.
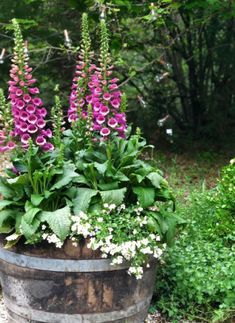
0, 0, 235, 149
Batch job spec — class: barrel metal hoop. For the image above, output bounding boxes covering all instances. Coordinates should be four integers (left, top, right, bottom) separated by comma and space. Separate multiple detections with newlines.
0, 248, 128, 272
4, 296, 151, 323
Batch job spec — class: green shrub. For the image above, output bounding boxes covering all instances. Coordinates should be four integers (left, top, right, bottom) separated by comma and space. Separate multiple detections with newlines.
154, 189, 235, 322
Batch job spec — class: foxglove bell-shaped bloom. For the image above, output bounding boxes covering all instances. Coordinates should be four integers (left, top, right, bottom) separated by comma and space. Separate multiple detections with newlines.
7, 19, 54, 151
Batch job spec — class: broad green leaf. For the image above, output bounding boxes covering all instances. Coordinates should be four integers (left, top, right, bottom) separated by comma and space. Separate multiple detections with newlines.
147, 172, 163, 189
133, 187, 155, 207
50, 163, 78, 190
147, 217, 161, 235
7, 174, 29, 185
41, 206, 71, 241
0, 200, 16, 210
98, 182, 119, 190
94, 161, 108, 175
73, 188, 97, 214
0, 210, 15, 227
100, 188, 127, 205
21, 218, 41, 240
23, 207, 41, 224
0, 178, 14, 198
31, 194, 44, 206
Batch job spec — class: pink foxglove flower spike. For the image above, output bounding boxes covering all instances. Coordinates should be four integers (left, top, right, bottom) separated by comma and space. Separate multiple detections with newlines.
8, 19, 53, 151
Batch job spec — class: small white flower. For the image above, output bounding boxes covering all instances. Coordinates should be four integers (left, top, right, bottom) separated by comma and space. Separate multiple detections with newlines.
42, 225, 46, 230
103, 203, 109, 208
109, 203, 116, 210
97, 217, 103, 223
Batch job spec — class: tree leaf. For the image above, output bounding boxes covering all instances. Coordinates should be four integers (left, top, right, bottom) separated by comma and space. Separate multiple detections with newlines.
133, 187, 155, 207
100, 188, 127, 205
41, 206, 71, 241
73, 188, 97, 214
147, 172, 163, 188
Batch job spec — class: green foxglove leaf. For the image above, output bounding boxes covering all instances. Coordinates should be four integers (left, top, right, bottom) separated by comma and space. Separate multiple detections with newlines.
0, 210, 15, 227
98, 182, 119, 190
147, 172, 163, 189
0, 200, 17, 210
73, 188, 97, 214
31, 194, 44, 206
0, 178, 14, 198
6, 174, 29, 185
41, 206, 71, 241
100, 188, 127, 205
94, 161, 108, 175
21, 218, 41, 240
23, 207, 41, 224
50, 163, 78, 190
133, 187, 155, 207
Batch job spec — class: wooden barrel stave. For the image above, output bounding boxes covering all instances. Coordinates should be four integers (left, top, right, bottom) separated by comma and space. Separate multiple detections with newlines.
0, 239, 156, 323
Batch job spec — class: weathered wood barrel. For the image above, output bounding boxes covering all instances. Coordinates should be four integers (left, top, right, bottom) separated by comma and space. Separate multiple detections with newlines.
0, 237, 156, 323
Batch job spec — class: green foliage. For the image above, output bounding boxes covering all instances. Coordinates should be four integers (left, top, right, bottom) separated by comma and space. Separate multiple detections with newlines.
63, 128, 175, 217
154, 189, 235, 322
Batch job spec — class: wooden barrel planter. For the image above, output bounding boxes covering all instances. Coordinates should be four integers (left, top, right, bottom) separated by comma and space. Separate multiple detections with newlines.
0, 236, 156, 323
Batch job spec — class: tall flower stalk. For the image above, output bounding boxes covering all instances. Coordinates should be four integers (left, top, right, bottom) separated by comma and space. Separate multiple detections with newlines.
90, 19, 127, 139
68, 13, 95, 123
8, 19, 53, 151
0, 89, 15, 152
68, 15, 127, 140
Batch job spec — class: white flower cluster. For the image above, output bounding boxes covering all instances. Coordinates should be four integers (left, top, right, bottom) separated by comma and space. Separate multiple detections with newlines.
136, 215, 148, 227
69, 204, 166, 280
42, 233, 63, 248
128, 266, 144, 280
71, 211, 95, 238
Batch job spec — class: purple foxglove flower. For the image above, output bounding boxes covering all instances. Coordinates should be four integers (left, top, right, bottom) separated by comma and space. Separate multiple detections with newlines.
21, 133, 30, 144
37, 119, 46, 129
37, 108, 47, 118
100, 106, 109, 116
110, 78, 119, 83
28, 87, 40, 94
19, 111, 29, 121
16, 100, 25, 110
108, 118, 118, 128
110, 99, 120, 109
96, 115, 105, 125
36, 135, 46, 146
108, 84, 118, 91
100, 127, 110, 137
19, 122, 28, 133
16, 89, 23, 96
23, 94, 31, 103
43, 143, 54, 151
41, 129, 52, 138
27, 124, 38, 134
26, 105, 36, 114
28, 115, 38, 124
103, 93, 111, 101
33, 98, 43, 106
7, 141, 16, 150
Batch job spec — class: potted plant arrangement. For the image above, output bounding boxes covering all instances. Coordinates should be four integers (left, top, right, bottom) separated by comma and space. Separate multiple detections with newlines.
0, 15, 177, 323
